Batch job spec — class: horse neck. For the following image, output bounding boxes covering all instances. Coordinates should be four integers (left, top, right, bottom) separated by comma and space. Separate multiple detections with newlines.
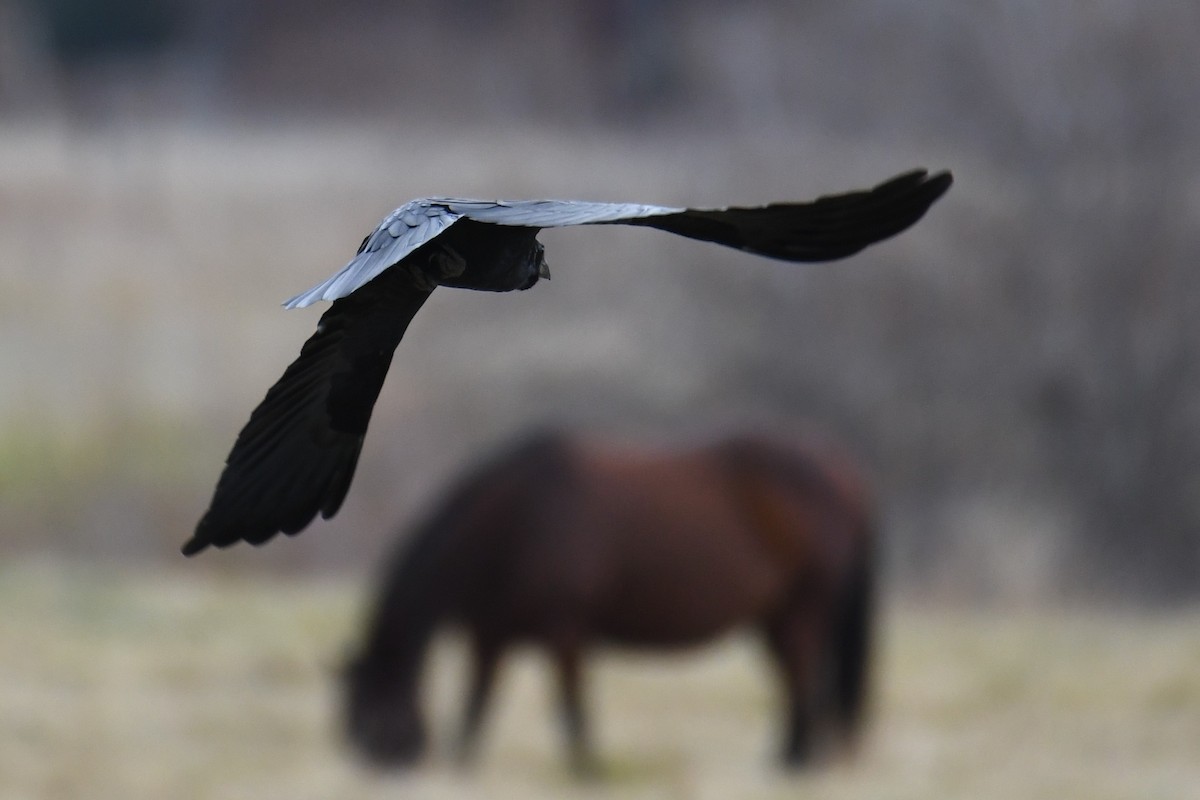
360, 524, 459, 683
358, 431, 564, 679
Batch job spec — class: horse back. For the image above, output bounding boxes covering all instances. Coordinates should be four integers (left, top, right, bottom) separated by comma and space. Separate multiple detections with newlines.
390, 429, 872, 653
711, 432, 874, 586
562, 440, 806, 645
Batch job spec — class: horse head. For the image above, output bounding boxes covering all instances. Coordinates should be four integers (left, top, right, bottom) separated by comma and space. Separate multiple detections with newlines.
340, 650, 427, 767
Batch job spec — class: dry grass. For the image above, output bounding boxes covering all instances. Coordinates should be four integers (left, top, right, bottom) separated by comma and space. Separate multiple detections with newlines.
1, 559, 1196, 800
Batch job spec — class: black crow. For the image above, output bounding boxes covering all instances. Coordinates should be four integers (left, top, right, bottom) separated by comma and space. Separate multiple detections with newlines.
185, 168, 951, 555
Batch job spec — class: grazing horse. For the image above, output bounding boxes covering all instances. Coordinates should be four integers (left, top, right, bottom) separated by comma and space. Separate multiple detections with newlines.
341, 429, 875, 774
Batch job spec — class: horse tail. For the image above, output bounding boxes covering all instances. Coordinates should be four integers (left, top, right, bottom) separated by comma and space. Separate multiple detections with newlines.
833, 514, 875, 745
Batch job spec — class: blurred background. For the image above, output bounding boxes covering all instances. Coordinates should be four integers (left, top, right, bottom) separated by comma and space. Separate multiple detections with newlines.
0, 1, 1197, 798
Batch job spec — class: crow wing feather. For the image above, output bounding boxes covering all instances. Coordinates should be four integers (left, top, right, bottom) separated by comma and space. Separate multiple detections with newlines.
619, 169, 952, 261
183, 269, 431, 555
285, 202, 460, 309
284, 169, 950, 309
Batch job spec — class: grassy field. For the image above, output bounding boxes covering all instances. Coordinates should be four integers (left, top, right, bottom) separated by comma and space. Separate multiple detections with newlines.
1, 559, 1196, 800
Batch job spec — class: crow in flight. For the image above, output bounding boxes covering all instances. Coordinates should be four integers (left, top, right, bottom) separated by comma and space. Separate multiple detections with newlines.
185, 168, 952, 555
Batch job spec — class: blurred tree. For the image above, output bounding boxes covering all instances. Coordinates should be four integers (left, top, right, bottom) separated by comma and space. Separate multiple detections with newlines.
34, 0, 181, 63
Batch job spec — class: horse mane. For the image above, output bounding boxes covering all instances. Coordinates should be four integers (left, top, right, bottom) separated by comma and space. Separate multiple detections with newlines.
359, 429, 572, 660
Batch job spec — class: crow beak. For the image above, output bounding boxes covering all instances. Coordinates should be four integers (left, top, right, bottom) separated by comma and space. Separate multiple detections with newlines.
539, 258, 551, 280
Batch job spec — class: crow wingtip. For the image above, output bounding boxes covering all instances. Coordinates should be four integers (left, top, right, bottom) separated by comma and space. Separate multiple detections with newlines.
180, 536, 208, 557
919, 169, 954, 202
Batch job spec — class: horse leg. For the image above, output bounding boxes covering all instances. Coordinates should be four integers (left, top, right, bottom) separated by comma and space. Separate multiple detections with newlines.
552, 632, 598, 779
762, 604, 828, 769
831, 544, 874, 754
455, 635, 503, 767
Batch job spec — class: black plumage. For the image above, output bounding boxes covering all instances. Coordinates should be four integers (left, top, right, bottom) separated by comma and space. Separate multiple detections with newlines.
185, 168, 951, 555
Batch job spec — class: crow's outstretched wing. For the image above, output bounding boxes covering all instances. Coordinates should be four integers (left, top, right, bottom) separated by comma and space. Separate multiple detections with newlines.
282, 198, 677, 309
184, 270, 431, 555
616, 169, 952, 261
284, 169, 951, 309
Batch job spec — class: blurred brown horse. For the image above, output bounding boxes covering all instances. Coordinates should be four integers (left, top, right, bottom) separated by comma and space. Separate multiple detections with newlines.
342, 429, 875, 775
